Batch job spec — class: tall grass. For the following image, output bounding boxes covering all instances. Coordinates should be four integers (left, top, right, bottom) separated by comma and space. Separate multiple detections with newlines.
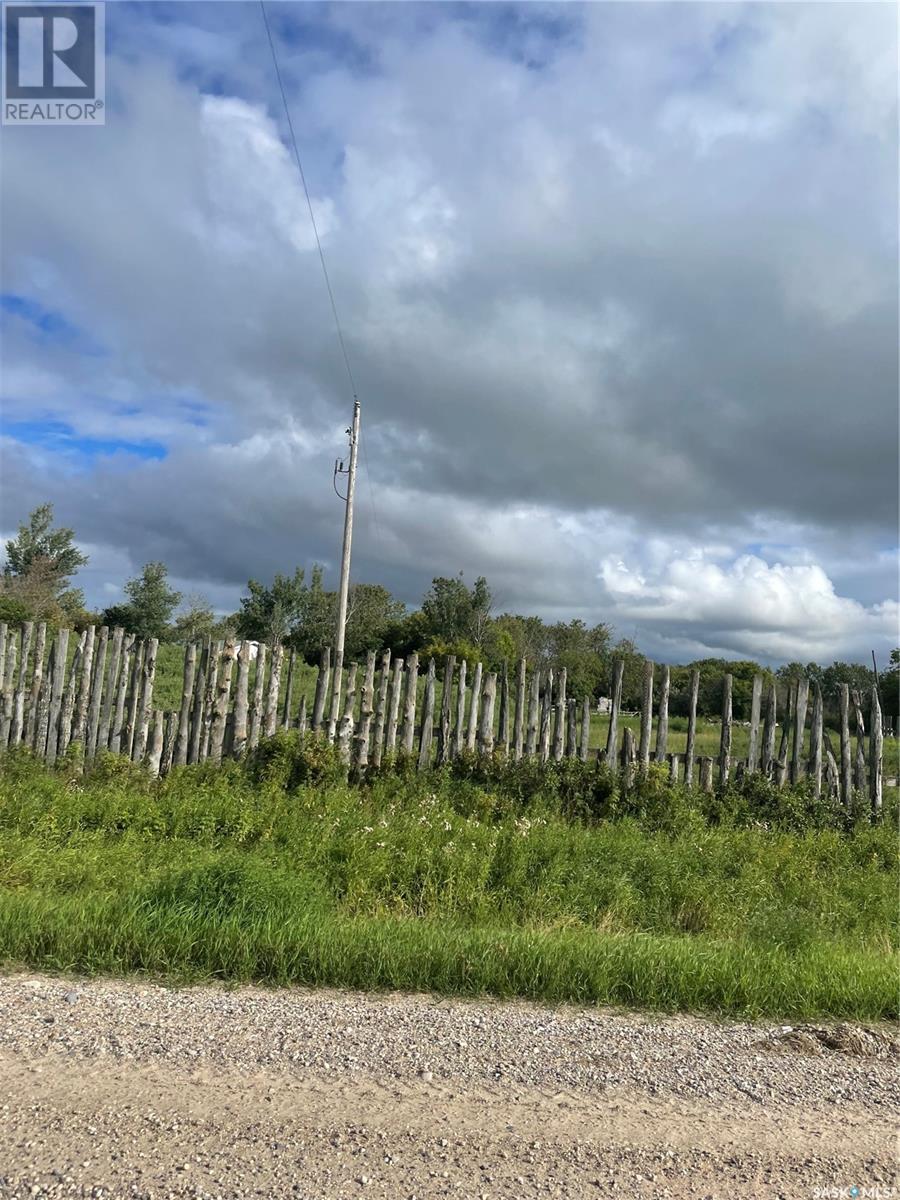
0, 742, 895, 1020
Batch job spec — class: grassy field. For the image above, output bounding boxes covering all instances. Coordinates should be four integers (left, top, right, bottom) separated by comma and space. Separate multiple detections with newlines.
0, 741, 895, 1020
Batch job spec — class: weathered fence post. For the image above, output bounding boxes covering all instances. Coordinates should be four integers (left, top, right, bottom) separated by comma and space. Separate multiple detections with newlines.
147, 709, 165, 777
465, 660, 482, 753
85, 626, 109, 760
477, 672, 497, 755
436, 655, 455, 765
297, 694, 308, 733
281, 650, 295, 730
385, 656, 404, 755
336, 662, 358, 764
850, 690, 867, 793
839, 684, 852, 807
453, 658, 467, 758
539, 670, 553, 762
870, 686, 883, 820
200, 639, 223, 760
356, 651, 377, 770
638, 660, 653, 767
761, 682, 777, 776
0, 628, 20, 749
622, 725, 636, 788
605, 658, 624, 766
513, 658, 526, 761
684, 667, 699, 787
498, 661, 510, 758
790, 678, 808, 785
417, 658, 436, 770
173, 642, 197, 766
808, 683, 823, 796
371, 650, 391, 768
248, 642, 266, 752
24, 621, 47, 747
72, 624, 96, 750
579, 696, 590, 762
552, 668, 567, 762
44, 627, 70, 765
401, 652, 419, 755
311, 647, 330, 733
9, 620, 33, 747
209, 639, 236, 765
109, 634, 134, 755
263, 643, 283, 739
57, 631, 84, 758
161, 711, 178, 776
719, 673, 732, 786
654, 665, 669, 762
566, 698, 577, 759
134, 638, 158, 762
747, 675, 762, 772
699, 756, 713, 793
231, 641, 251, 758
525, 666, 540, 759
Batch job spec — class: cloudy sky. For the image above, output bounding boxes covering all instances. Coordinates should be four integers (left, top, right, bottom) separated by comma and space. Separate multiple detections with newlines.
1, 1, 897, 665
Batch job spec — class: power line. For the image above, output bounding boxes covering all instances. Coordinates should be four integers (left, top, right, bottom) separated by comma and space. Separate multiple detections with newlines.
259, 0, 385, 552
259, 0, 357, 402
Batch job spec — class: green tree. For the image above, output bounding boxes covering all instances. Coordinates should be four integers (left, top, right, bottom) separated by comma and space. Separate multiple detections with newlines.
237, 568, 308, 647
1, 503, 88, 623
421, 574, 493, 648
4, 502, 87, 581
112, 562, 182, 640
170, 594, 217, 643
345, 583, 405, 659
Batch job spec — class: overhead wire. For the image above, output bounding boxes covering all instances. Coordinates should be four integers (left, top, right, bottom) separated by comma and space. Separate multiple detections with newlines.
259, 0, 385, 552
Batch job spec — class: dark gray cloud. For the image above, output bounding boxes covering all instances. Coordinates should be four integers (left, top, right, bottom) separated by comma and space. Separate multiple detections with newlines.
1, 2, 896, 663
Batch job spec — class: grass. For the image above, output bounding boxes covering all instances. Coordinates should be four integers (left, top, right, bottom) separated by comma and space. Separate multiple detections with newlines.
0, 741, 895, 1021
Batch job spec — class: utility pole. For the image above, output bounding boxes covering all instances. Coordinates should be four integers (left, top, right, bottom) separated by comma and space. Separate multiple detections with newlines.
328, 397, 360, 737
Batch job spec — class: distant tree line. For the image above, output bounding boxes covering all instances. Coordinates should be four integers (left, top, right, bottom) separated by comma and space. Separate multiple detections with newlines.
1, 503, 896, 725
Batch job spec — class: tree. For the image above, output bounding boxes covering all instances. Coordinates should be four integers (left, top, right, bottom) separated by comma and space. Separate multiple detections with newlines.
4, 503, 87, 582
345, 583, 405, 659
1, 503, 88, 623
170, 593, 217, 643
110, 562, 181, 640
421, 574, 493, 648
237, 568, 308, 647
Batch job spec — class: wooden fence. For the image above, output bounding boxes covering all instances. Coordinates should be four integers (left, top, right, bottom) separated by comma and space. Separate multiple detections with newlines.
0, 621, 886, 817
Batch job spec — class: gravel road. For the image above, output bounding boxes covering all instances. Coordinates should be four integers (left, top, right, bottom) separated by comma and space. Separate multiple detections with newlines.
0, 974, 895, 1199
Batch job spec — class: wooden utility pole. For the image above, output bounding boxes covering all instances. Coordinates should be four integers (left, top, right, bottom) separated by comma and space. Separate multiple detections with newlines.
329, 397, 360, 735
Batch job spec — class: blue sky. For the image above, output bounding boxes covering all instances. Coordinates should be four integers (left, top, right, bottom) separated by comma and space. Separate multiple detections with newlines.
1, 1, 897, 664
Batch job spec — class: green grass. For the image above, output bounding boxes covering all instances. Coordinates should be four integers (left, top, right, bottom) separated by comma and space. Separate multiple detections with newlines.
0, 743, 895, 1020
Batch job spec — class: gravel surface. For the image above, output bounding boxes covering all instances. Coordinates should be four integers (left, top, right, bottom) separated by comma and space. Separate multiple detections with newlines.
0, 974, 896, 1199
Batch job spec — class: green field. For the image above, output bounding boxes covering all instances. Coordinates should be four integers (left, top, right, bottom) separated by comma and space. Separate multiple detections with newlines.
0, 741, 895, 1020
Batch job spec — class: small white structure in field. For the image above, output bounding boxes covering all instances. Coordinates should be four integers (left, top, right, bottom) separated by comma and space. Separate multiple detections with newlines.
596, 696, 612, 714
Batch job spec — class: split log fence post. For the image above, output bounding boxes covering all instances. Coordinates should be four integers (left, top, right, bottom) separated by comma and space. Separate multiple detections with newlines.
870, 686, 883, 820
654, 665, 669, 762
465, 661, 482, 753
513, 658, 526, 761
453, 658, 467, 758
232, 641, 251, 759
525, 667, 540, 759
385, 656, 404, 755
552, 668, 566, 762
401, 653, 419, 755
24, 621, 47, 747
417, 658, 436, 770
684, 668, 699, 787
790, 678, 808, 785
761, 683, 777, 777
638, 661, 653, 766
747, 675, 762, 772
311, 648, 330, 733
579, 696, 590, 762
436, 655, 455, 765
839, 684, 852, 807
719, 674, 732, 785
356, 652, 377, 770
371, 651, 391, 768
605, 659, 624, 766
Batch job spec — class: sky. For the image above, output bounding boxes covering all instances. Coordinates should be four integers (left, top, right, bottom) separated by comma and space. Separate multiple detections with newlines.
1, 1, 897, 666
